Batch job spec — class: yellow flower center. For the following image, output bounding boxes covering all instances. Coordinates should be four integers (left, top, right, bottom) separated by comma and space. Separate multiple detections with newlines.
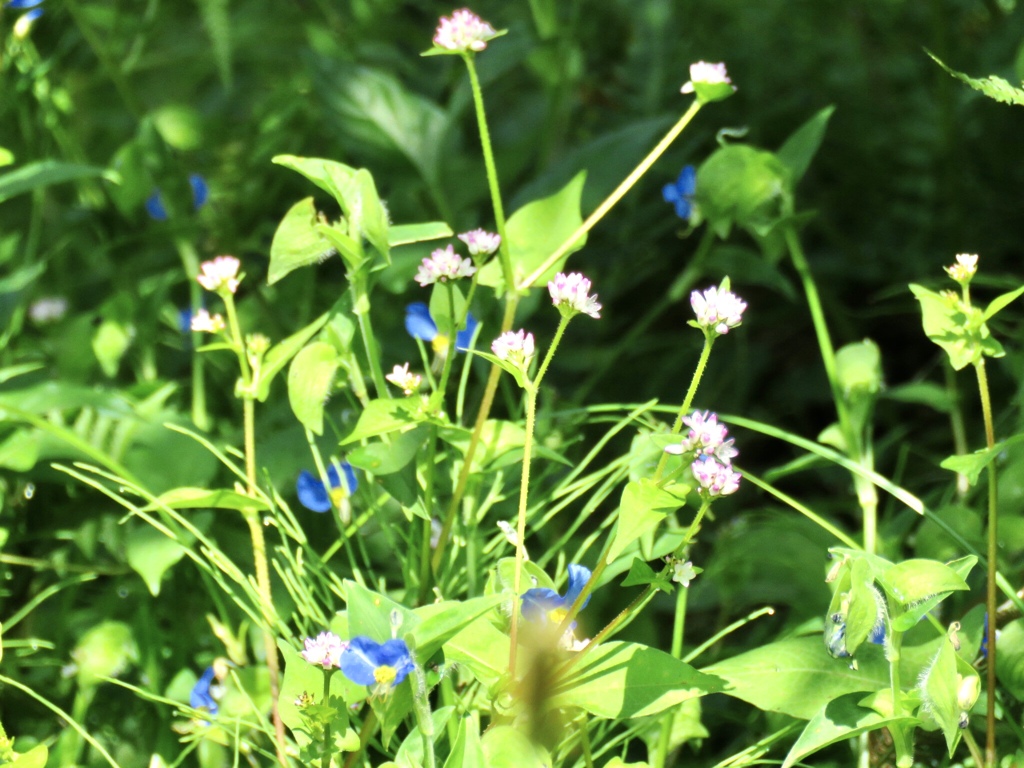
374, 665, 397, 686
432, 334, 450, 355
548, 607, 569, 625
329, 486, 349, 508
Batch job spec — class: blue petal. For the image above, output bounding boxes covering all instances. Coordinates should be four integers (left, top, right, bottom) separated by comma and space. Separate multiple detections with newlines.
326, 460, 358, 496
340, 637, 414, 687
563, 564, 592, 610
189, 174, 209, 209
6, 0, 44, 8
296, 470, 331, 513
178, 308, 193, 334
671, 197, 693, 220
405, 302, 438, 342
190, 666, 218, 713
145, 190, 168, 221
662, 182, 682, 205
454, 312, 478, 351
678, 165, 697, 196
521, 588, 564, 623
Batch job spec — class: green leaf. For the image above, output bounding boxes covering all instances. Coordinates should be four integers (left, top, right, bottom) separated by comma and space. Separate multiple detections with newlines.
445, 617, 509, 689
983, 284, 1024, 320
287, 342, 340, 435
608, 479, 688, 562
782, 693, 917, 768
9, 745, 48, 768
442, 712, 484, 768
940, 446, 1000, 485
340, 398, 427, 445
344, 580, 418, 644
877, 558, 970, 608
0, 428, 41, 472
621, 558, 673, 593
387, 221, 453, 247
320, 67, 448, 189
920, 633, 977, 755
125, 523, 192, 596
909, 284, 975, 370
702, 636, 889, 719
92, 319, 133, 378
71, 621, 137, 687
996, 619, 1024, 700
552, 641, 722, 718
470, 349, 530, 390
477, 172, 588, 291
0, 160, 118, 204
150, 104, 204, 151
195, 0, 232, 88
928, 50, 1024, 106
347, 426, 428, 475
480, 726, 551, 768
255, 313, 330, 401
272, 155, 359, 208
317, 222, 364, 271
412, 595, 506, 661
776, 105, 835, 185
146, 486, 269, 512
267, 198, 335, 285
0, 146, 13, 167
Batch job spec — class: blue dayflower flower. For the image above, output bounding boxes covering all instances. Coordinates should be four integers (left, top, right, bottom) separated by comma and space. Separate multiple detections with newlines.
981, 612, 989, 659
296, 460, 358, 513
521, 563, 592, 626
339, 636, 415, 690
662, 165, 697, 220
190, 665, 219, 715
405, 302, 478, 353
146, 173, 210, 220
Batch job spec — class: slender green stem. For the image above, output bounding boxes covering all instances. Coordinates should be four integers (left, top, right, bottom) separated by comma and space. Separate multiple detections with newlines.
463, 54, 513, 290
519, 100, 702, 290
434, 284, 460, 402
431, 296, 520, 573
417, 427, 439, 604
508, 382, 538, 678
411, 664, 437, 768
175, 239, 210, 431
654, 335, 714, 481
322, 670, 335, 768
740, 469, 862, 549
351, 273, 389, 399
654, 585, 689, 768
223, 291, 286, 763
975, 358, 998, 768
509, 317, 572, 674
887, 631, 915, 768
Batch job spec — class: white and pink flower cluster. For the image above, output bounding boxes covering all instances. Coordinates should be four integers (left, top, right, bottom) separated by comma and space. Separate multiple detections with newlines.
665, 411, 741, 498
415, 245, 477, 287
945, 253, 978, 284
491, 329, 535, 373
197, 255, 241, 295
386, 363, 423, 396
458, 228, 501, 257
433, 9, 498, 53
301, 631, 348, 669
691, 285, 746, 336
414, 229, 500, 287
681, 61, 732, 94
548, 272, 602, 320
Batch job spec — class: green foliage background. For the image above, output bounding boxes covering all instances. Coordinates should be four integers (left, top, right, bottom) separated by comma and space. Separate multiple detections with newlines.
2, 0, 1024, 765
